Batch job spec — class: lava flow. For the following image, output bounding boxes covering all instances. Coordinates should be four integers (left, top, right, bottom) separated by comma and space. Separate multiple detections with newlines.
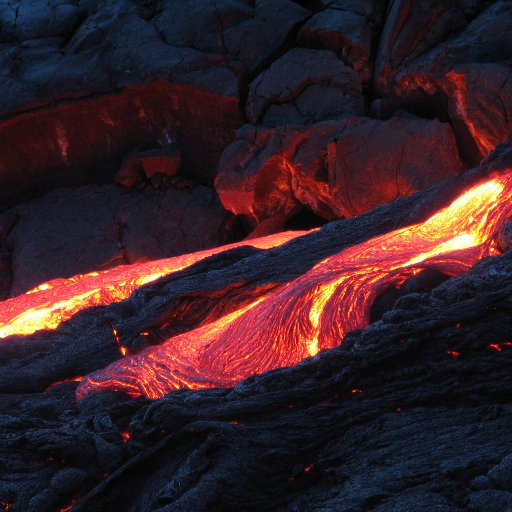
0, 231, 307, 339
76, 172, 512, 400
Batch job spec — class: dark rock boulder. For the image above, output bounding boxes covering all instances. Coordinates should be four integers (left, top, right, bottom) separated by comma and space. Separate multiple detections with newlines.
440, 64, 512, 165
152, 0, 311, 74
246, 48, 363, 126
0, 81, 241, 209
329, 116, 463, 217
0, 1, 245, 209
5, 184, 233, 297
297, 8, 373, 83
215, 121, 346, 224
0, 212, 16, 300
0, 0, 84, 42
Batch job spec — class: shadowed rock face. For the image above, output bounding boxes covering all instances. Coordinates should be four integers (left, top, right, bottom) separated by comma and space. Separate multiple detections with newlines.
1, 1, 512, 511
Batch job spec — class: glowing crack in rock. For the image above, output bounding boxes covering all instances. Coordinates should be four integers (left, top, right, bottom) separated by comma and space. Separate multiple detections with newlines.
76, 173, 512, 399
0, 231, 307, 339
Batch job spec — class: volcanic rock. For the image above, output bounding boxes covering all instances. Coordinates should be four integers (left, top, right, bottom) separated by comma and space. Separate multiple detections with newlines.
375, 1, 512, 164
215, 121, 345, 223
115, 149, 182, 189
4, 184, 233, 296
0, 0, 246, 209
1, 1, 512, 511
152, 0, 311, 74
497, 219, 512, 253
329, 116, 463, 217
216, 116, 463, 224
297, 9, 373, 83
488, 453, 512, 490
246, 48, 363, 126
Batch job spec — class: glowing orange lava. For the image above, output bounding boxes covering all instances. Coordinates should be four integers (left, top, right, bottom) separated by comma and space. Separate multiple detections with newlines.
0, 231, 307, 339
75, 173, 512, 399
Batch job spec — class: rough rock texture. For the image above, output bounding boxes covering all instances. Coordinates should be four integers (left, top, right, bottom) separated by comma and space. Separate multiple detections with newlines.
0, 81, 241, 209
375, 1, 512, 165
0, 184, 234, 297
152, 0, 310, 74
297, 8, 374, 83
329, 116, 464, 217
246, 48, 364, 126
216, 116, 463, 223
0, 0, 313, 210
115, 149, 183, 189
1, 0, 510, 226
0, 158, 512, 511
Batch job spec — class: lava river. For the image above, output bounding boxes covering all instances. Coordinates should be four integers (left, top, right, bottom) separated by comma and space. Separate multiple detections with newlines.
0, 231, 306, 339
73, 172, 512, 399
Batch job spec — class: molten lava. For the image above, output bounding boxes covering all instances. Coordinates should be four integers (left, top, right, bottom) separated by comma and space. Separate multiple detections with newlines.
0, 231, 307, 339
73, 173, 512, 399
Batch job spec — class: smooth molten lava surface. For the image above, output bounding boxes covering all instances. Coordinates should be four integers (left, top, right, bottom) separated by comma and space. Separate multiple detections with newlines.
0, 231, 306, 339
76, 173, 512, 399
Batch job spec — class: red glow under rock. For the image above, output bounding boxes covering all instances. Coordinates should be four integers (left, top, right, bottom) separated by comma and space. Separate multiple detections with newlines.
74, 173, 512, 399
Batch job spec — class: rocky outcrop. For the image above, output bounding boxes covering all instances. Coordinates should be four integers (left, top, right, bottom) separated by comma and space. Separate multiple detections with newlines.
0, 81, 241, 209
375, 1, 512, 164
246, 48, 364, 126
297, 8, 374, 83
216, 116, 463, 224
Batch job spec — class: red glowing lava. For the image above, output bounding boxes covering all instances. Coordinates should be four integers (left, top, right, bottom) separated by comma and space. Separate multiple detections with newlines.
74, 173, 512, 399
0, 231, 307, 339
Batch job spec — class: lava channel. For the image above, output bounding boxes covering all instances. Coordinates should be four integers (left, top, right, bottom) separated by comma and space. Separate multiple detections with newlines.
0, 231, 307, 339
76, 173, 512, 399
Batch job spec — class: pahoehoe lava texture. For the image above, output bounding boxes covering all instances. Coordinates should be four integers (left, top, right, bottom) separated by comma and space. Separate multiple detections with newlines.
1, 0, 512, 511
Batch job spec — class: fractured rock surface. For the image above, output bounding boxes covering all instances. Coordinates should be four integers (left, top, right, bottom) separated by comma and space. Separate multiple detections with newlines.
246, 48, 364, 126
216, 116, 463, 223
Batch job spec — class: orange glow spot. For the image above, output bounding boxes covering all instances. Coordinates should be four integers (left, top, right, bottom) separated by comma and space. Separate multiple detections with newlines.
0, 502, 12, 511
304, 464, 314, 473
58, 500, 79, 512
351, 389, 362, 394
446, 71, 496, 157
446, 350, 460, 357
45, 376, 83, 391
455, 323, 461, 329
120, 431, 130, 442
112, 326, 129, 356
489, 343, 503, 352
74, 174, 512, 400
